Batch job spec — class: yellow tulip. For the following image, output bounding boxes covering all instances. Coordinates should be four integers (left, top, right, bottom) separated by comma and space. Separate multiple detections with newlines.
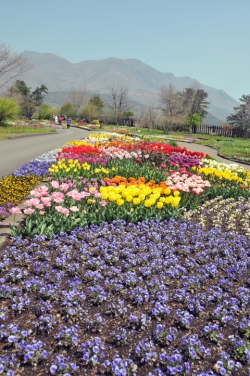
133, 197, 141, 205
138, 193, 145, 201
156, 201, 163, 209
171, 197, 181, 207
108, 194, 117, 202
165, 196, 173, 204
126, 195, 133, 203
164, 187, 171, 195
117, 198, 124, 206
144, 199, 151, 208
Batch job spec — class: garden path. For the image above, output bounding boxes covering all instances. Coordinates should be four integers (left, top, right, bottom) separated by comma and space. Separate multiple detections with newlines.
177, 141, 250, 171
0, 127, 89, 178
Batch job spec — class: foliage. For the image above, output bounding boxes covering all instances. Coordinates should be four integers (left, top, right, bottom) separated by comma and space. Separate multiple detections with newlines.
32, 84, 48, 106
89, 94, 104, 115
79, 102, 99, 122
36, 104, 55, 120
227, 94, 250, 138
123, 110, 134, 118
7, 80, 48, 118
65, 88, 88, 117
0, 97, 20, 122
158, 84, 209, 132
182, 88, 209, 125
60, 101, 76, 118
92, 119, 100, 125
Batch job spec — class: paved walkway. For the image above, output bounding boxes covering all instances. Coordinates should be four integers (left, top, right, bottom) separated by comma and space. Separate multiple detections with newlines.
0, 127, 90, 178
176, 141, 250, 171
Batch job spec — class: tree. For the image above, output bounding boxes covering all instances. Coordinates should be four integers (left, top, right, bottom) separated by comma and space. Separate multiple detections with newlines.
79, 103, 99, 122
65, 88, 88, 118
107, 86, 133, 124
123, 110, 134, 118
37, 104, 55, 120
158, 84, 184, 130
60, 101, 76, 118
89, 94, 104, 115
0, 42, 33, 90
32, 85, 48, 106
182, 87, 209, 131
11, 80, 31, 96
7, 80, 48, 118
8, 80, 34, 118
0, 97, 20, 122
227, 94, 250, 138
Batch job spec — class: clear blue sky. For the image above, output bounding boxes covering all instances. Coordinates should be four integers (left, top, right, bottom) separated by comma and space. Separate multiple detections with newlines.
1, 0, 249, 101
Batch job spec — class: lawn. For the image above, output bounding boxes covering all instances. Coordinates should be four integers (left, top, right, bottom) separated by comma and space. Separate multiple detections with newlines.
0, 132, 250, 375
0, 121, 57, 141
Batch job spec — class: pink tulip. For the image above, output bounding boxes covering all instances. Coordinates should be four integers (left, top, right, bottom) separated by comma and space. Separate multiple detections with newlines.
61, 208, 69, 216
99, 200, 107, 206
71, 193, 83, 201
24, 208, 35, 215
51, 192, 64, 199
55, 206, 64, 213
70, 206, 79, 212
53, 197, 64, 204
60, 183, 70, 192
81, 192, 91, 198
51, 181, 60, 189
30, 186, 48, 197
25, 198, 41, 206
9, 207, 22, 214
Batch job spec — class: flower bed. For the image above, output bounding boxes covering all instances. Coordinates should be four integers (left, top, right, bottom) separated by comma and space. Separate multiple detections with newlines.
0, 149, 59, 220
1, 134, 250, 375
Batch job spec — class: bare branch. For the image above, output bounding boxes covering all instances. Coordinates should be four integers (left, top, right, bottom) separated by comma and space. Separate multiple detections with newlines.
106, 86, 133, 123
65, 88, 89, 113
0, 42, 33, 89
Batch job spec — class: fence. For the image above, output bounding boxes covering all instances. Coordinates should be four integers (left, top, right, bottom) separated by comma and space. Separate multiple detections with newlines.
192, 125, 249, 138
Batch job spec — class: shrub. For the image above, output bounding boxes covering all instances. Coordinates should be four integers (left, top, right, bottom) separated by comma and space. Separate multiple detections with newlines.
37, 104, 55, 120
0, 97, 20, 122
92, 119, 100, 125
168, 140, 178, 147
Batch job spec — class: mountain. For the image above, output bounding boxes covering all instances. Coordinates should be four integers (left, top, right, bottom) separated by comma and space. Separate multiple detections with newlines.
20, 51, 239, 124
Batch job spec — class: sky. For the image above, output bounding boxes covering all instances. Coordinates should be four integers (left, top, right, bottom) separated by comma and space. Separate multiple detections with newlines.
1, 0, 249, 101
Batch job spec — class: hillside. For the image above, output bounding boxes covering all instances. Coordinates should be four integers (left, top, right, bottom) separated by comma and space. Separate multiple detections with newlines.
19, 51, 239, 123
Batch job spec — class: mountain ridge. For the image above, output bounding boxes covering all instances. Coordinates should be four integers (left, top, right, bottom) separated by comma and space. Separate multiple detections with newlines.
20, 51, 239, 124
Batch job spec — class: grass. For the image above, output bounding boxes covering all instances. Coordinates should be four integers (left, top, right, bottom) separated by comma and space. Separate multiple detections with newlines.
0, 122, 56, 140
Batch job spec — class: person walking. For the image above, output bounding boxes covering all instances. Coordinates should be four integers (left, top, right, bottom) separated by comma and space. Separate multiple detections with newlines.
66, 117, 71, 129
58, 115, 62, 125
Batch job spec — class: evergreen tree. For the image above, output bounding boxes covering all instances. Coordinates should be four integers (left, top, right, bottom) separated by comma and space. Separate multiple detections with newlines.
227, 94, 250, 138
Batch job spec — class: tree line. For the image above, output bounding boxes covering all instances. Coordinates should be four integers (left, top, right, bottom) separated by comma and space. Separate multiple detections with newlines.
0, 41, 249, 136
